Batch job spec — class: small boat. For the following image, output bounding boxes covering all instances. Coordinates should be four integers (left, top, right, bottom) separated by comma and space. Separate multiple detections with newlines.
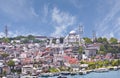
40, 73, 54, 77
113, 66, 118, 71
57, 75, 67, 78
70, 72, 77, 75
61, 71, 70, 75
95, 68, 109, 73
20, 75, 38, 78
79, 70, 87, 75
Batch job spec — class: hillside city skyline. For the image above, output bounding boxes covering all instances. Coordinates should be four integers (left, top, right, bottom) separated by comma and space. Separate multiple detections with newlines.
0, 0, 120, 38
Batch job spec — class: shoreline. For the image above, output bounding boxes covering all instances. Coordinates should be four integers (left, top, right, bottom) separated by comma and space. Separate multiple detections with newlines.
22, 66, 120, 78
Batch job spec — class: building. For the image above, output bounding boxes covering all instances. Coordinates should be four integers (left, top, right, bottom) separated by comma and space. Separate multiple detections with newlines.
84, 47, 97, 58
64, 30, 80, 45
35, 36, 48, 41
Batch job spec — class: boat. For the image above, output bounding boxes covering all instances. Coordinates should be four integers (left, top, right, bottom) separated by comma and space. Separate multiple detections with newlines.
70, 72, 77, 75
79, 70, 87, 75
113, 66, 118, 71
61, 71, 70, 75
95, 68, 109, 73
57, 75, 67, 78
40, 73, 54, 77
20, 75, 38, 78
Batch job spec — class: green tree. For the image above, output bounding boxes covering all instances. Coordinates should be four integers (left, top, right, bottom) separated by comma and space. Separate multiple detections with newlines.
88, 62, 96, 69
83, 37, 92, 44
78, 46, 84, 54
102, 37, 108, 44
7, 60, 15, 73
1, 53, 9, 64
111, 60, 119, 66
100, 45, 106, 51
27, 35, 35, 40
2, 37, 10, 43
109, 37, 118, 44
97, 37, 103, 43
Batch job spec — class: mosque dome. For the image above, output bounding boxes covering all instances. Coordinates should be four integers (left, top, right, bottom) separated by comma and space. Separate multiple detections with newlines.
69, 30, 76, 35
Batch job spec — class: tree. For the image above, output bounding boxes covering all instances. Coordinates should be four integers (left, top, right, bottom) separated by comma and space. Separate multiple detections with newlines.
83, 37, 92, 44
102, 37, 108, 44
2, 37, 10, 43
100, 45, 106, 51
1, 53, 9, 64
97, 37, 103, 43
27, 35, 35, 40
7, 60, 15, 73
78, 46, 84, 54
109, 37, 118, 44
111, 60, 119, 66
7, 60, 15, 67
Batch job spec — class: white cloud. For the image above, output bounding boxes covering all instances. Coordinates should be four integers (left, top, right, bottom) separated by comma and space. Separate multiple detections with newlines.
41, 4, 49, 23
0, 0, 38, 21
51, 7, 76, 37
0, 32, 5, 38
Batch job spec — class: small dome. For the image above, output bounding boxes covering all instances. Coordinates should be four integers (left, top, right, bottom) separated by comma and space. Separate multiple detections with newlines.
56, 39, 60, 44
69, 30, 76, 35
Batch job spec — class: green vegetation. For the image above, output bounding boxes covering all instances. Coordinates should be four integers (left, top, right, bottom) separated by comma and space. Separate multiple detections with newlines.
7, 60, 15, 67
80, 59, 120, 70
96, 37, 108, 44
1, 53, 9, 63
99, 44, 120, 54
78, 46, 84, 54
109, 37, 118, 44
83, 37, 92, 44
1, 53, 9, 58
49, 67, 59, 73
7, 60, 15, 73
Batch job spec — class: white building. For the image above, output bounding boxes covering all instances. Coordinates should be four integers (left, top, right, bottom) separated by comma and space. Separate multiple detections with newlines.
64, 30, 80, 45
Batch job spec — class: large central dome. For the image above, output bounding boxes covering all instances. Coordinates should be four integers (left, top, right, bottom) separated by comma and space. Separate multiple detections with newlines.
69, 30, 76, 35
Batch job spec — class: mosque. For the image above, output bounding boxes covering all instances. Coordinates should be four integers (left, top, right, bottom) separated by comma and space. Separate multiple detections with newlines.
64, 30, 80, 45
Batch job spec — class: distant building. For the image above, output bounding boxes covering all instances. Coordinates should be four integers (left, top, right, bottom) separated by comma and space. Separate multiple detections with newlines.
35, 36, 47, 41
84, 47, 97, 58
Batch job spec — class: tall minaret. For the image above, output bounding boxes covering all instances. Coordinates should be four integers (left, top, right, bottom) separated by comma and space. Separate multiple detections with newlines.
5, 25, 8, 38
92, 30, 96, 43
79, 25, 83, 45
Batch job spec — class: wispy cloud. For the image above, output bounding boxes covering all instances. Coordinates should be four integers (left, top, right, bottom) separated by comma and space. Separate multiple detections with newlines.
96, 0, 120, 38
0, 0, 38, 21
51, 7, 76, 37
41, 4, 49, 23
0, 32, 4, 38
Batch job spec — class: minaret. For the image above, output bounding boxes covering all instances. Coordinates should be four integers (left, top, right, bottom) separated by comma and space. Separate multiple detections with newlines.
79, 25, 83, 45
92, 30, 96, 43
5, 25, 8, 38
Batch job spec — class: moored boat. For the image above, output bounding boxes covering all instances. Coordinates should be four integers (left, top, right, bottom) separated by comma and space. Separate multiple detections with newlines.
61, 71, 70, 75
95, 68, 109, 73
40, 73, 54, 77
79, 70, 87, 75
57, 75, 67, 78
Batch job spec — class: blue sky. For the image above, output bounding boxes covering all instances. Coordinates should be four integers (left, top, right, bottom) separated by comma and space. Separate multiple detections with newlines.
0, 0, 120, 38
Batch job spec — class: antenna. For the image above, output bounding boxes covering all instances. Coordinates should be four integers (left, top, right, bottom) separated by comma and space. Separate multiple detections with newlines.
5, 25, 8, 38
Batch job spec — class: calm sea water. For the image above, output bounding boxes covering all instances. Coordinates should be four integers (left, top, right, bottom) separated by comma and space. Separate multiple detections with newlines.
39, 70, 120, 78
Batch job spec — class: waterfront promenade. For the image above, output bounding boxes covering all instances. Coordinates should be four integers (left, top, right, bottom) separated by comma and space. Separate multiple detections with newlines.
38, 70, 120, 78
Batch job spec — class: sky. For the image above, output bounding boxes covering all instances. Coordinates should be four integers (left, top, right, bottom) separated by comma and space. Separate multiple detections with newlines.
0, 0, 120, 39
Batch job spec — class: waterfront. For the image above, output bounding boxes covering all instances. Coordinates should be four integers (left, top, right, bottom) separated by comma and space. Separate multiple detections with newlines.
39, 70, 120, 78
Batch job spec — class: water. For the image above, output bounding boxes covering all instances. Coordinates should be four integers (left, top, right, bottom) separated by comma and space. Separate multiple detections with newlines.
39, 70, 120, 78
